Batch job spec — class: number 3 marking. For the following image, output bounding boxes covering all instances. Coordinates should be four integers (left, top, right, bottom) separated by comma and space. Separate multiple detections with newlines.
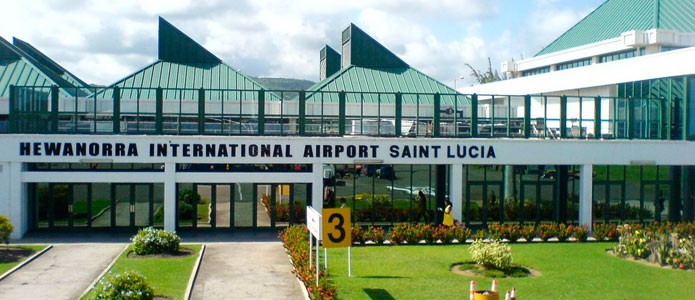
328, 213, 345, 243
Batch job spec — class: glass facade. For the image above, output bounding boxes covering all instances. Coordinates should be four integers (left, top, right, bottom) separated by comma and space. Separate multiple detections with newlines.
522, 66, 551, 77
556, 58, 592, 71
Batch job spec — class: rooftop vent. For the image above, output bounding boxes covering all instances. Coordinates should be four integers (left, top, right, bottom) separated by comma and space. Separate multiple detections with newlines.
320, 45, 341, 80
340, 23, 408, 69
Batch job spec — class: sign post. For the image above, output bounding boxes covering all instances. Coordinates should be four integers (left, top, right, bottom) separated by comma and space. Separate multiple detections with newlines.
306, 207, 322, 286
322, 208, 352, 277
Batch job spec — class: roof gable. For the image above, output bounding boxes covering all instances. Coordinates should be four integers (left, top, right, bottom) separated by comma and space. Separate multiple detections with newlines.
536, 0, 695, 56
158, 17, 221, 64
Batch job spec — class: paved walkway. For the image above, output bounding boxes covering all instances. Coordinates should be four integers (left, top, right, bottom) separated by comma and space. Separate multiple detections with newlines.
191, 242, 304, 300
0, 243, 125, 300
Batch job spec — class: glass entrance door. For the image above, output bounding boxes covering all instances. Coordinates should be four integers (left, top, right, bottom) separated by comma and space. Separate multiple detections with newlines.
465, 182, 503, 228
112, 183, 153, 229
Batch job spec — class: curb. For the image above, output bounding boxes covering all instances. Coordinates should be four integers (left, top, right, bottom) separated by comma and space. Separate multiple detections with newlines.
286, 253, 311, 300
184, 244, 206, 300
78, 244, 129, 299
0, 244, 53, 281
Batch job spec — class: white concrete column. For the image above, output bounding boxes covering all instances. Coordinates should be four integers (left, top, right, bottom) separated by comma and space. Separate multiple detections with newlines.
164, 162, 176, 232
9, 162, 27, 239
579, 164, 593, 232
0, 163, 10, 220
449, 164, 463, 222
312, 163, 324, 212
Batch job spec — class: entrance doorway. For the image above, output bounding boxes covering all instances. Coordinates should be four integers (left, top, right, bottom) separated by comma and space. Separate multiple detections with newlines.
176, 183, 309, 231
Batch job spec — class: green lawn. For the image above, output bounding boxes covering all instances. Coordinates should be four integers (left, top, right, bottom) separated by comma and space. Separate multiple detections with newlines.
82, 244, 202, 300
0, 245, 48, 275
325, 243, 695, 300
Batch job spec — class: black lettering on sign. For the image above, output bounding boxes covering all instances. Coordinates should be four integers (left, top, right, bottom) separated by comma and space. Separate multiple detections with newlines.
327, 213, 345, 243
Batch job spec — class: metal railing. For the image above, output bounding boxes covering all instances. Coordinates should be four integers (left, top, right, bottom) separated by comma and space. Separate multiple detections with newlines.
7, 85, 685, 140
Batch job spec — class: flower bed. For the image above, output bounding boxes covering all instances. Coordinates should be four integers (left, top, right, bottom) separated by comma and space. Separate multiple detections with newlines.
613, 223, 695, 270
279, 226, 336, 300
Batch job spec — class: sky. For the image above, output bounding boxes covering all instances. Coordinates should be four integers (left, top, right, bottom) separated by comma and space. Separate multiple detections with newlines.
1, 0, 605, 87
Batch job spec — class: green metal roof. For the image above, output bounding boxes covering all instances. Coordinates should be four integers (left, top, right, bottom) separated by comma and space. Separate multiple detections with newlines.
536, 0, 695, 56
97, 17, 276, 100
307, 24, 462, 105
0, 36, 84, 98
98, 60, 278, 100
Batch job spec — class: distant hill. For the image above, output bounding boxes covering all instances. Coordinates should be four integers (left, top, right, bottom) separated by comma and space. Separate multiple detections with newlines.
252, 77, 315, 99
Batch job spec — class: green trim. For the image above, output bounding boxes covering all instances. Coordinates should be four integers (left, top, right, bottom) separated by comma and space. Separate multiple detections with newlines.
198, 88, 205, 135
595, 96, 602, 139
560, 96, 567, 138
155, 88, 163, 134
298, 91, 306, 135
50, 85, 58, 132
524, 95, 531, 138
395, 92, 402, 136
338, 91, 346, 135
258, 89, 265, 135
471, 94, 478, 137
433, 93, 440, 137
113, 86, 120, 133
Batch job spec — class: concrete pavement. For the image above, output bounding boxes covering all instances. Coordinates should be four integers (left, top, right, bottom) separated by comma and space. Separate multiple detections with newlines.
191, 241, 304, 300
0, 243, 125, 300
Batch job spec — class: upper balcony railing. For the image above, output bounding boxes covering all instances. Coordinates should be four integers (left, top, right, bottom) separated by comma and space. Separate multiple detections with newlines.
6, 85, 686, 140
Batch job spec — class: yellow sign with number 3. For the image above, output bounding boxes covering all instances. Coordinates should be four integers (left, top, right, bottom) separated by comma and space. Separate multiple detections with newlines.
322, 208, 352, 248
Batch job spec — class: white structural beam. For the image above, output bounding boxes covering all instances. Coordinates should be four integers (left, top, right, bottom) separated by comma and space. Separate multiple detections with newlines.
175, 172, 313, 183
460, 46, 695, 95
164, 162, 176, 232
312, 163, 324, 212
21, 172, 165, 183
579, 164, 593, 232
449, 164, 463, 223
9, 162, 26, 239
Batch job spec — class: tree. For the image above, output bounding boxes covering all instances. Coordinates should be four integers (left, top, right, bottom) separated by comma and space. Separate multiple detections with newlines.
465, 57, 508, 84
0, 215, 14, 245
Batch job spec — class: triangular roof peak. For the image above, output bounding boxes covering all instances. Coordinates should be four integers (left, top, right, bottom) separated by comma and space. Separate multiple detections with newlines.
341, 23, 408, 68
158, 17, 221, 64
536, 0, 695, 56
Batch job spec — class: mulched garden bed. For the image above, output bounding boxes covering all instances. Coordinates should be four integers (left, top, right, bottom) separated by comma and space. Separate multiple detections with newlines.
606, 249, 694, 272
127, 248, 195, 259
0, 247, 36, 264
450, 261, 541, 278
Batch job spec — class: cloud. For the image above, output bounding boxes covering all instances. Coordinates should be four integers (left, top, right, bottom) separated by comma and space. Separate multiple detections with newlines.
0, 0, 591, 88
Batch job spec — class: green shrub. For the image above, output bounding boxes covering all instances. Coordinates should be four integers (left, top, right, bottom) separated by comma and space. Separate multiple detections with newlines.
452, 224, 472, 243
364, 226, 385, 245
470, 239, 513, 269
0, 215, 14, 245
556, 224, 573, 242
572, 225, 589, 242
131, 227, 180, 255
351, 225, 365, 245
537, 223, 558, 241
178, 189, 200, 205
93, 271, 153, 300
520, 225, 536, 242
178, 201, 194, 219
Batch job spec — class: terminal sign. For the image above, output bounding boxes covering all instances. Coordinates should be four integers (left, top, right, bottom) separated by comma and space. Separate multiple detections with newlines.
306, 206, 322, 239
322, 208, 352, 248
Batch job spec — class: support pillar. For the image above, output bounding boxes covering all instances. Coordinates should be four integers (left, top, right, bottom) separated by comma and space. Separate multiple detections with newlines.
312, 163, 324, 212
579, 165, 593, 232
670, 166, 682, 222
164, 162, 176, 232
449, 164, 463, 223
504, 166, 514, 201
435, 165, 447, 224
9, 162, 27, 239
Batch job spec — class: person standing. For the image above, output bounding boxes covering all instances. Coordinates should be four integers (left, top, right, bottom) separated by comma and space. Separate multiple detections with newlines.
414, 191, 429, 223
443, 200, 454, 226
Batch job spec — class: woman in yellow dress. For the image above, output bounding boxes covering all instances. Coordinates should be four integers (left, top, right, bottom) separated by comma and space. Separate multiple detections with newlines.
443, 200, 454, 226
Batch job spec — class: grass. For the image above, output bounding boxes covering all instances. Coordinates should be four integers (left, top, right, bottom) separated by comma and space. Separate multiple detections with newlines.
82, 244, 202, 300
324, 243, 695, 300
0, 245, 48, 275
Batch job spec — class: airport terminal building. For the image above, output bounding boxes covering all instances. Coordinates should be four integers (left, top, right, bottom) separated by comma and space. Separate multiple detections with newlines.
0, 0, 694, 239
